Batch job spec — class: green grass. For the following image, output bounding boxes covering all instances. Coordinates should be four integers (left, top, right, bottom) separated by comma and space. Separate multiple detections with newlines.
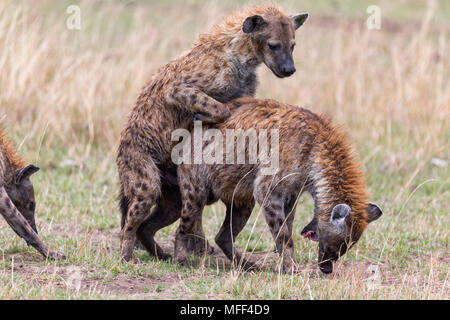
0, 142, 447, 299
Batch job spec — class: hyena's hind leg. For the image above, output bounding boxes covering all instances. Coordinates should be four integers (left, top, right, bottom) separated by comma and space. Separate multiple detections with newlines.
215, 201, 256, 271
137, 181, 213, 261
0, 187, 65, 260
118, 149, 161, 262
136, 183, 182, 261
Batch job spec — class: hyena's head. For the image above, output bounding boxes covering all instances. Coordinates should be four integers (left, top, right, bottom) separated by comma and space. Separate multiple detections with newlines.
304, 203, 383, 274
243, 11, 308, 78
6, 164, 40, 233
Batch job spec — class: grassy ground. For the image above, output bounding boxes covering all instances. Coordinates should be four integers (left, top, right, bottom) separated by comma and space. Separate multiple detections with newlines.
0, 0, 448, 299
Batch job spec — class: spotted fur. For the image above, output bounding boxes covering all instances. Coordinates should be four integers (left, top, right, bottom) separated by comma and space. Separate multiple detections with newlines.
117, 4, 308, 262
174, 98, 382, 273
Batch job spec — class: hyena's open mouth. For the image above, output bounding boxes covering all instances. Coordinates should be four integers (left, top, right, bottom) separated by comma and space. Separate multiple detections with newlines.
302, 230, 319, 242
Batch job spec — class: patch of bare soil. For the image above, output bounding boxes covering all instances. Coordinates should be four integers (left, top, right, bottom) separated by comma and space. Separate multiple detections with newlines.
9, 262, 170, 296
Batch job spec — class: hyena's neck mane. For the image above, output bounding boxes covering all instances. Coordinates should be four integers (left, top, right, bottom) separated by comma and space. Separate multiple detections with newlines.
0, 130, 25, 182
195, 4, 285, 67
307, 117, 369, 234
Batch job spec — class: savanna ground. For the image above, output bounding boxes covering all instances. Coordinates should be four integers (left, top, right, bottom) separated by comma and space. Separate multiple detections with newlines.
0, 0, 448, 299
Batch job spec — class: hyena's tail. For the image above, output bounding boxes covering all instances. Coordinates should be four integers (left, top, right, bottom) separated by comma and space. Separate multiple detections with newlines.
119, 186, 129, 230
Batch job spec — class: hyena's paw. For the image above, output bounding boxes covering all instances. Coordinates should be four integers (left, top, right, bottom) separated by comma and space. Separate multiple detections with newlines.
134, 240, 146, 251
178, 233, 195, 253
120, 237, 135, 263
232, 254, 260, 272
213, 104, 231, 123
174, 248, 189, 267
281, 258, 300, 275
188, 237, 214, 256
120, 253, 133, 263
174, 234, 190, 266
239, 259, 260, 272
176, 256, 189, 267
47, 251, 67, 260
194, 113, 215, 123
194, 105, 231, 124
156, 251, 172, 261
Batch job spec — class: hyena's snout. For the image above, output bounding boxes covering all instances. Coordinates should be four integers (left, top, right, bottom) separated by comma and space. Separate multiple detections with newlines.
280, 55, 296, 76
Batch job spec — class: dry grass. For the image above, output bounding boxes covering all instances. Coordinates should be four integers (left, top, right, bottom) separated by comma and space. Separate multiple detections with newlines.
0, 0, 448, 299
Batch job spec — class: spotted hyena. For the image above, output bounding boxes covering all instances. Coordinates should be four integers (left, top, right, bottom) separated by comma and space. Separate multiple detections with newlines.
174, 97, 383, 274
0, 131, 65, 260
117, 4, 309, 262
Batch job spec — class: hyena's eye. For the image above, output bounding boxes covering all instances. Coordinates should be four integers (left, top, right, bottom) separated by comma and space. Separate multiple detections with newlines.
28, 201, 35, 211
268, 43, 281, 51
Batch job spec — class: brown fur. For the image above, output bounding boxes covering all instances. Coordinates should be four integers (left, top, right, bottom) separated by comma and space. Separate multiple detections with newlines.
174, 98, 382, 273
0, 130, 65, 260
0, 130, 26, 180
117, 4, 308, 262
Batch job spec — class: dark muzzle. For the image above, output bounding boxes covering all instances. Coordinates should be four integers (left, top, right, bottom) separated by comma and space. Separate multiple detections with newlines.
281, 63, 296, 76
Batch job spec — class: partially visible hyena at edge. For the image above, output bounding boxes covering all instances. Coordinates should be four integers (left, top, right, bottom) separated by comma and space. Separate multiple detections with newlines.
0, 131, 65, 260
175, 97, 383, 274
117, 4, 309, 262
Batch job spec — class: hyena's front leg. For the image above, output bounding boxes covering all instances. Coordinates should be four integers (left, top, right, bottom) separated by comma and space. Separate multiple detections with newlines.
255, 186, 297, 274
173, 195, 209, 266
166, 83, 230, 123
0, 187, 65, 260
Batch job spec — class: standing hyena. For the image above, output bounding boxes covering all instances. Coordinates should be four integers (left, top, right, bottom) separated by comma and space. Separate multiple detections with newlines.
117, 4, 309, 262
0, 131, 65, 260
175, 98, 383, 274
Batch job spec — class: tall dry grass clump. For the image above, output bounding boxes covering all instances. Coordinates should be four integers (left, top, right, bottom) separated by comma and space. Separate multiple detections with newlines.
0, 0, 448, 167
0, 0, 221, 160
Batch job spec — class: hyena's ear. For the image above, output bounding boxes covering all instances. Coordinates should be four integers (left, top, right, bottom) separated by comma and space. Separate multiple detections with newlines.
366, 203, 383, 223
290, 13, 309, 30
330, 204, 351, 228
13, 164, 40, 184
243, 15, 267, 33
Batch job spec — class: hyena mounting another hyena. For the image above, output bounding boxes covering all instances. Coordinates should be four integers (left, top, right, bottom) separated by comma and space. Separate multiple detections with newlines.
175, 98, 383, 274
0, 131, 65, 260
117, 4, 308, 262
